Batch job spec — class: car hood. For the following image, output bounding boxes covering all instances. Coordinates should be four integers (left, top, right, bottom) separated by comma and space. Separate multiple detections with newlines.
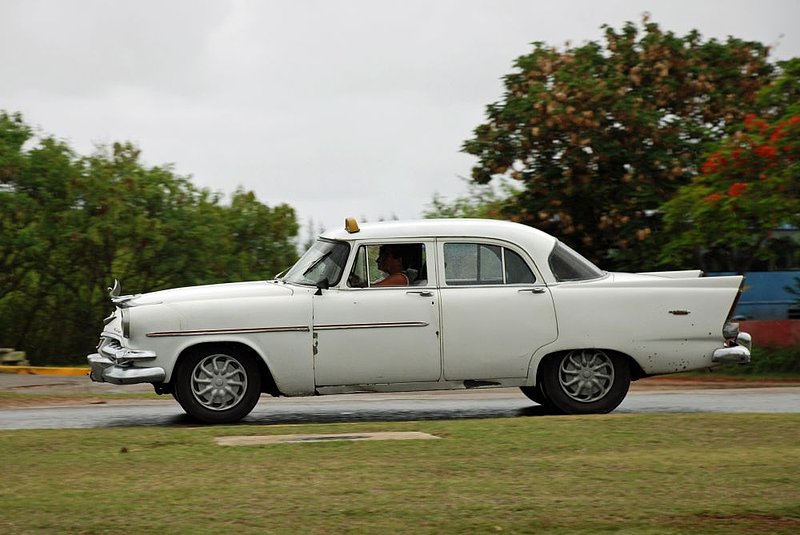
123, 280, 295, 307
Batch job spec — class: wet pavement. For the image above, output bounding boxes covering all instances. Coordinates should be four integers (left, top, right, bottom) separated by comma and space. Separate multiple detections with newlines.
1, 373, 798, 430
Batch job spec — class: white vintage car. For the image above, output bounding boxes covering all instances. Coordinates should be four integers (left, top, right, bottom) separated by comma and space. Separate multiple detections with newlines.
88, 218, 751, 423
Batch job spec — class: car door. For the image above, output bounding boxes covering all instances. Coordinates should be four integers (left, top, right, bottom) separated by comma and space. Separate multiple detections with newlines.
312, 240, 442, 386
437, 239, 557, 380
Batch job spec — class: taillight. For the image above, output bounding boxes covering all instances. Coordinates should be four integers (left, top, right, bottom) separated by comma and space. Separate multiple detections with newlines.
726, 279, 744, 322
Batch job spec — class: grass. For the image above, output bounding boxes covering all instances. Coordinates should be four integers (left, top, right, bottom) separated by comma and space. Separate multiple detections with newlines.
1, 414, 798, 534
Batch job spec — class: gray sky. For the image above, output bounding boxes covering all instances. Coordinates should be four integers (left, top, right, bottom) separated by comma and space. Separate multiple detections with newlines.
2, 0, 799, 237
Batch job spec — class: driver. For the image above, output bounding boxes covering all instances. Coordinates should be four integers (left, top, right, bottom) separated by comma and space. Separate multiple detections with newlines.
374, 244, 410, 286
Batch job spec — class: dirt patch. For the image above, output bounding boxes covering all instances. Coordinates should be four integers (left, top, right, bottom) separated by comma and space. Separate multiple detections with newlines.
215, 431, 440, 445
671, 512, 800, 534
631, 376, 800, 391
0, 396, 106, 409
0, 396, 168, 409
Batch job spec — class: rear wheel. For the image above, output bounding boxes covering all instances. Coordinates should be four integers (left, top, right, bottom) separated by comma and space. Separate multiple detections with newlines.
174, 347, 261, 424
539, 349, 630, 414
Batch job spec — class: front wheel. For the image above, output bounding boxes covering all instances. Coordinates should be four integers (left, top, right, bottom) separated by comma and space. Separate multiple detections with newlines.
174, 347, 262, 424
539, 349, 630, 414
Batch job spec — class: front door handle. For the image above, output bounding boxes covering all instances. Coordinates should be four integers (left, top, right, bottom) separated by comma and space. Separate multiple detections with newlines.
407, 290, 433, 297
518, 287, 546, 294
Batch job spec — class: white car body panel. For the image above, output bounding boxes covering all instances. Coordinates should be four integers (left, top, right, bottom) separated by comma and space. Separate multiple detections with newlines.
124, 281, 315, 394
529, 272, 743, 377
636, 270, 704, 279
312, 286, 442, 385
439, 285, 557, 380
434, 237, 558, 380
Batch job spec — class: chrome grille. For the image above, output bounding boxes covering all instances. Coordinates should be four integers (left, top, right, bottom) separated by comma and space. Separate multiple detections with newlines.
97, 336, 157, 362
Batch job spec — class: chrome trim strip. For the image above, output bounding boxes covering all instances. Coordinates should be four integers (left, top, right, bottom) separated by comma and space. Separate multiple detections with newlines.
146, 326, 310, 337
315, 321, 429, 331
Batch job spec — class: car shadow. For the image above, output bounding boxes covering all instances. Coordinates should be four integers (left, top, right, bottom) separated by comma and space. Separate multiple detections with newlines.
165, 402, 555, 427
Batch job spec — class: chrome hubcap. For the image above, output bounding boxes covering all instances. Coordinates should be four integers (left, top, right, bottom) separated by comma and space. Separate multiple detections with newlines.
191, 354, 247, 411
558, 349, 614, 403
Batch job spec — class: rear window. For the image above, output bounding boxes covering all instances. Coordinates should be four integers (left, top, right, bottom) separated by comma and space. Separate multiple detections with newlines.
548, 242, 604, 282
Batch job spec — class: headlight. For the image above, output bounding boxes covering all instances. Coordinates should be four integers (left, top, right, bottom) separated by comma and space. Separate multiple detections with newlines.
121, 308, 131, 338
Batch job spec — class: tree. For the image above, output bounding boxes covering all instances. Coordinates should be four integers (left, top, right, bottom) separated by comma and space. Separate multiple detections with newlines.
299, 218, 328, 253
0, 112, 299, 362
225, 188, 299, 279
661, 59, 800, 273
0, 113, 47, 301
423, 179, 519, 219
463, 17, 773, 270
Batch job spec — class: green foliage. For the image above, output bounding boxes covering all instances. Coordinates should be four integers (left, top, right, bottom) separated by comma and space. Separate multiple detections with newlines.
463, 17, 773, 270
0, 112, 299, 363
715, 346, 800, 375
661, 61, 800, 272
423, 179, 519, 219
758, 58, 800, 118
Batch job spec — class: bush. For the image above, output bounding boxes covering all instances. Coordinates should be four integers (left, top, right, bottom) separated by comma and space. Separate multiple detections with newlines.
716, 346, 800, 375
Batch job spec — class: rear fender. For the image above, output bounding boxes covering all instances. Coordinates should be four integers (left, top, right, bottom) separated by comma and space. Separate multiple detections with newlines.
526, 273, 744, 378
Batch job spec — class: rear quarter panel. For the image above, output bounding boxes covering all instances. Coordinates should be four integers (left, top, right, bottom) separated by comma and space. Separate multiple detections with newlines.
533, 273, 742, 376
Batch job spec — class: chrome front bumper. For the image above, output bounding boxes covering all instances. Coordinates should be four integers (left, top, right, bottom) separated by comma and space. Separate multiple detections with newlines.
88, 335, 164, 385
88, 353, 165, 384
712, 331, 752, 365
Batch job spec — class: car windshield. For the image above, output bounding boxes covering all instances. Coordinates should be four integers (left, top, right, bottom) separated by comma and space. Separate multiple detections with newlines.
548, 242, 605, 282
282, 239, 350, 287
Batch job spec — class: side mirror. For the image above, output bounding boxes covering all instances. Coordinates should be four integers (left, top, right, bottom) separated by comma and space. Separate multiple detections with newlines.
314, 277, 330, 296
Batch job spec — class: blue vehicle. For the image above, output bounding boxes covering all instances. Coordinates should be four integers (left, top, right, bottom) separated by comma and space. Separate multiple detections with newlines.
710, 271, 800, 320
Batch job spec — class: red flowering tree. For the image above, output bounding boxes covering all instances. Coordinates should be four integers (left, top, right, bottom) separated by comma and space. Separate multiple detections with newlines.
462, 17, 773, 270
661, 110, 800, 272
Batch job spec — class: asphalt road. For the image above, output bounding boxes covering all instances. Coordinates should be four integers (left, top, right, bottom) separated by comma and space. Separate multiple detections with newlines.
1, 374, 799, 430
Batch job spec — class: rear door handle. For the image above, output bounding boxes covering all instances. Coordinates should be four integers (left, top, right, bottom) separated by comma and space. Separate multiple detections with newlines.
407, 290, 433, 297
518, 287, 546, 294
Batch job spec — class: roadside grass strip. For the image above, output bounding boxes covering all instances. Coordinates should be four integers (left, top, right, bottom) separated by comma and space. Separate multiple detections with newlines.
1, 413, 799, 534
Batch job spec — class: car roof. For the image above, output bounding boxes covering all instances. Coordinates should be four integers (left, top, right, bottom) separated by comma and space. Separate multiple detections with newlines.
321, 218, 557, 254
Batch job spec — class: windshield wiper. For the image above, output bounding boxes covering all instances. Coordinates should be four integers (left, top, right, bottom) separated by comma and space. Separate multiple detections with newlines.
303, 251, 331, 277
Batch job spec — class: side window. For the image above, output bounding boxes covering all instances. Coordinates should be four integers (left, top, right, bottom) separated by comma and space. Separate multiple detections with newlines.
548, 242, 604, 282
349, 245, 370, 285
347, 243, 428, 288
504, 249, 536, 284
443, 243, 502, 285
444, 243, 536, 285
